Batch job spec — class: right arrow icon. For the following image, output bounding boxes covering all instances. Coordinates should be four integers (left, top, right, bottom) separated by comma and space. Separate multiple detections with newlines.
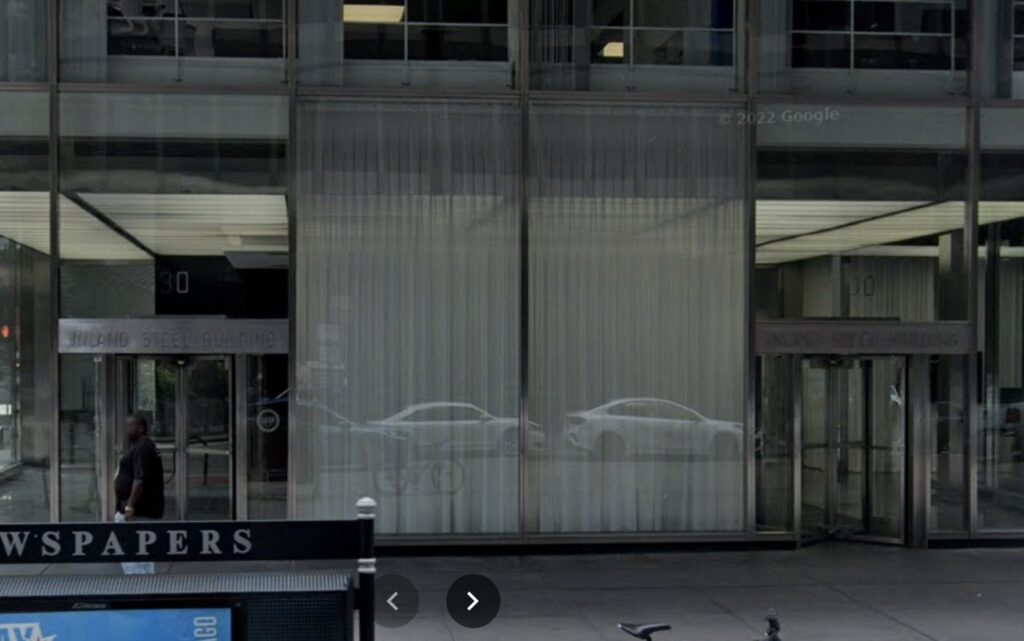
447, 574, 500, 628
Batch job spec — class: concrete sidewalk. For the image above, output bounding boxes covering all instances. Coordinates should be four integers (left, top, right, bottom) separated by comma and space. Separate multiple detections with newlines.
375, 543, 1024, 641
6, 543, 1024, 640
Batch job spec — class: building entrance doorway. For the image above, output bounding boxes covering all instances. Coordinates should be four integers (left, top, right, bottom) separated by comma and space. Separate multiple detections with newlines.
800, 356, 906, 544
114, 356, 233, 521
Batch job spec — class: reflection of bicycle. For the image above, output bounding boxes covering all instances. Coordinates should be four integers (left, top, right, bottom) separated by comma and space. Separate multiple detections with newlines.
619, 611, 781, 641
373, 458, 466, 495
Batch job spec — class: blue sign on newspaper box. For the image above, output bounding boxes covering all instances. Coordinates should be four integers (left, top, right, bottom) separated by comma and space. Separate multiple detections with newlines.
0, 608, 231, 641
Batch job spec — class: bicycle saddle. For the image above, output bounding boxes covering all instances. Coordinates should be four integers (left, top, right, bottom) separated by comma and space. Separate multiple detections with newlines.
618, 623, 672, 640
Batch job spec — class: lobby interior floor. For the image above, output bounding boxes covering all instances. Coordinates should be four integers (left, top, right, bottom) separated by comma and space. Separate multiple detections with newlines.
8, 542, 1024, 641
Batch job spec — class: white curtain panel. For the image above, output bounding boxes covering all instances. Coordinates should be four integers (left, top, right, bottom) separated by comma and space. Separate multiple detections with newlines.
528, 103, 746, 533
294, 100, 521, 534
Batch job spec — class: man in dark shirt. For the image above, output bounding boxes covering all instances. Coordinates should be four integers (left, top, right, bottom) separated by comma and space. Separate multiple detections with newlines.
115, 412, 164, 574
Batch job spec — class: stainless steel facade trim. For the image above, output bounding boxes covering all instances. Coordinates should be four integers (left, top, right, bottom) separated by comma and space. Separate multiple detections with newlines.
58, 319, 289, 355
286, 0, 299, 522
908, 355, 930, 548
46, 0, 60, 524
517, 0, 530, 544
234, 356, 250, 521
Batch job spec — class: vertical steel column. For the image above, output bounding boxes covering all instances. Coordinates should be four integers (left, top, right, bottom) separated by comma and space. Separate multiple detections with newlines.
862, 359, 873, 533
356, 497, 377, 641
235, 356, 249, 521
966, 0, 983, 538
47, 0, 60, 524
907, 354, 930, 548
792, 356, 804, 543
285, 0, 299, 521
175, 359, 188, 520
744, 0, 759, 539
517, 0, 531, 543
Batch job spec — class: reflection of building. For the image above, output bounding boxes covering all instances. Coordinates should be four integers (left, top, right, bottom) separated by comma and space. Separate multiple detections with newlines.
0, 0, 1021, 547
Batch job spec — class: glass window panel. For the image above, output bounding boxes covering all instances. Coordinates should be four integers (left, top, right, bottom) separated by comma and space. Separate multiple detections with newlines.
791, 33, 850, 68
979, 2, 1024, 97
593, 0, 628, 27
930, 355, 967, 533
528, 104, 745, 534
633, 30, 733, 66
853, 2, 952, 34
246, 354, 288, 520
792, 0, 850, 31
756, 356, 795, 533
59, 355, 101, 521
854, 34, 963, 71
0, 0, 48, 80
978, 109, 1024, 531
59, 93, 288, 320
299, 0, 515, 87
406, 0, 508, 24
407, 25, 509, 61
344, 24, 406, 60
532, 0, 739, 91
0, 92, 51, 523
293, 101, 521, 535
61, 0, 286, 85
762, 0, 968, 97
755, 105, 967, 322
591, 28, 626, 64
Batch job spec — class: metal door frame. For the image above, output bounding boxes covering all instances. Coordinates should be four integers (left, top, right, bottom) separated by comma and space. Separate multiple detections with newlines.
797, 354, 909, 546
109, 354, 236, 521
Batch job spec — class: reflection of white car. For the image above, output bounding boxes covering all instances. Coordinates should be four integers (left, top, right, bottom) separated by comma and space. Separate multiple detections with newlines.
367, 402, 544, 456
565, 398, 742, 460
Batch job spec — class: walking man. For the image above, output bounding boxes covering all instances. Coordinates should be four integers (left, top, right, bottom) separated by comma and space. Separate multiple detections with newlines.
115, 412, 165, 574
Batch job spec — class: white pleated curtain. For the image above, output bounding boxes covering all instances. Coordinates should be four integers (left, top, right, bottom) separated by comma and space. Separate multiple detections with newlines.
294, 101, 521, 534
528, 103, 747, 533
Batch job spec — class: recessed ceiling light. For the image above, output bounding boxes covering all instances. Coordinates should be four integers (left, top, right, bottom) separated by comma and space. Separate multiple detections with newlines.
343, 4, 405, 23
600, 41, 624, 59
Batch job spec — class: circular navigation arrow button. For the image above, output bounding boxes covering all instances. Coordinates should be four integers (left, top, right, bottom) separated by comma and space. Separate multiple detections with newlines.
375, 574, 419, 628
446, 574, 500, 628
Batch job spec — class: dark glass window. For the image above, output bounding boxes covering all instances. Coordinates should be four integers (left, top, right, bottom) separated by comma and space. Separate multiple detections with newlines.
792, 0, 849, 31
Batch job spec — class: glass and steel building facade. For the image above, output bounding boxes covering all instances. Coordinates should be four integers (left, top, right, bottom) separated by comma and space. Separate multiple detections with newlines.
0, 0, 1023, 546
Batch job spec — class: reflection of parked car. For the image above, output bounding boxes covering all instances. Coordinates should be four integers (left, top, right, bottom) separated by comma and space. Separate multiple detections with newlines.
565, 398, 742, 460
305, 401, 407, 459
367, 402, 544, 456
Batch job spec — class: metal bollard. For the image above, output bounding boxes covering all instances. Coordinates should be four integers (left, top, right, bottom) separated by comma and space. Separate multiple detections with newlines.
356, 497, 377, 641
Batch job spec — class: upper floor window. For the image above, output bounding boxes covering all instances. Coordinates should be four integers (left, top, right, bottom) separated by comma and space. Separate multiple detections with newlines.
298, 0, 515, 88
0, 0, 47, 81
978, 1, 1024, 98
531, 0, 739, 91
61, 1, 286, 85
760, 0, 968, 97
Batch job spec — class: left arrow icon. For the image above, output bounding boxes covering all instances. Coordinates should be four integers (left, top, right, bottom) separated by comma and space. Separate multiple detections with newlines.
387, 592, 399, 611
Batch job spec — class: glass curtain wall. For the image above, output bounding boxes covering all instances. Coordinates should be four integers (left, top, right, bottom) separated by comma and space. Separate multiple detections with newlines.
978, 108, 1024, 531
0, 92, 51, 523
293, 100, 521, 535
527, 103, 746, 534
755, 105, 968, 321
57, 92, 288, 522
